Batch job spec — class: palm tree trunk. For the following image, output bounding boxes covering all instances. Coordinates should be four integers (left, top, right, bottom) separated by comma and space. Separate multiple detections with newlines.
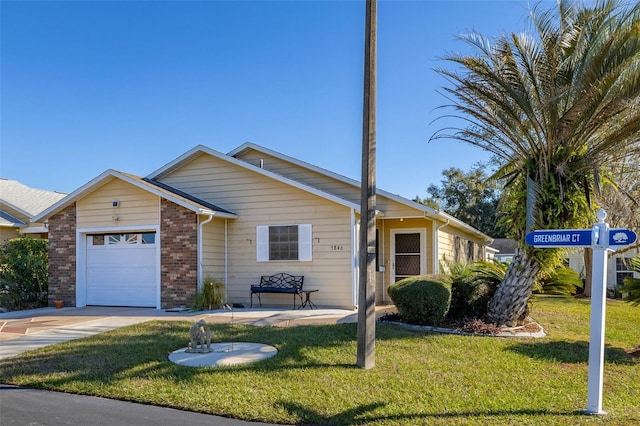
486, 250, 540, 326
583, 248, 593, 297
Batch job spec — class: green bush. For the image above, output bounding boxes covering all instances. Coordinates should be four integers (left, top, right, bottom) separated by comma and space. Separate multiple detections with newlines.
387, 275, 451, 326
620, 256, 640, 306
192, 277, 225, 310
0, 237, 49, 311
535, 266, 583, 296
446, 260, 503, 321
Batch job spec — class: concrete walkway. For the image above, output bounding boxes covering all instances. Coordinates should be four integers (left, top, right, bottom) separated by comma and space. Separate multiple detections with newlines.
0, 305, 394, 360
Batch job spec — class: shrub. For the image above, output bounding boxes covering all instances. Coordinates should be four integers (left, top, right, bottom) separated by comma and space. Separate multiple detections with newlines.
620, 256, 640, 306
192, 277, 225, 310
535, 266, 583, 296
447, 260, 503, 321
0, 237, 49, 311
387, 275, 451, 326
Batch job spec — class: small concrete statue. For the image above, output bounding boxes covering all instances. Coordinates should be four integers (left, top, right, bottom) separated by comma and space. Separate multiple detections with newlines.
186, 319, 212, 353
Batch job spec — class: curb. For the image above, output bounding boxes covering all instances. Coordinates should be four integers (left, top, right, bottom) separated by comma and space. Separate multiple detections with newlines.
379, 320, 547, 338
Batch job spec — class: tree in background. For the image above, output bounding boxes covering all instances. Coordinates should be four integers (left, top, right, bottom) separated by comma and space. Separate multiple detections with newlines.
415, 164, 503, 237
433, 0, 640, 325
581, 159, 640, 297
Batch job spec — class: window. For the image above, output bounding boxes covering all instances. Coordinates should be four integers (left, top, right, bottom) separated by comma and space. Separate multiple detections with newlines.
257, 224, 312, 261
141, 233, 155, 244
88, 232, 156, 246
616, 258, 633, 288
108, 234, 138, 245
467, 241, 475, 261
269, 225, 298, 260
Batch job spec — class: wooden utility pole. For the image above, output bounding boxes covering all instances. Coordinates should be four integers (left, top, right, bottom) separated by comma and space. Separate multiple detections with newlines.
357, 0, 377, 370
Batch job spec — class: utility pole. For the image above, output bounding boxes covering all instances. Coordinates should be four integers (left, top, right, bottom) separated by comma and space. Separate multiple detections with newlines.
357, 0, 377, 370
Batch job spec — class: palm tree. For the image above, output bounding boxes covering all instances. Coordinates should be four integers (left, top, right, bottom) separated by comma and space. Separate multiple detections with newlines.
432, 0, 640, 325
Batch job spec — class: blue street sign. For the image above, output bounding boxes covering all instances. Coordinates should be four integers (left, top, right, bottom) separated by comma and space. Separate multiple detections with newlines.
525, 229, 593, 248
609, 228, 637, 246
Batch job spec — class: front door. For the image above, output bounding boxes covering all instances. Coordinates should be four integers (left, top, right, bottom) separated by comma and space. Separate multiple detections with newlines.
391, 229, 425, 283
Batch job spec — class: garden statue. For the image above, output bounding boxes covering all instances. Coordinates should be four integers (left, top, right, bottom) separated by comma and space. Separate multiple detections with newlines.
186, 319, 212, 353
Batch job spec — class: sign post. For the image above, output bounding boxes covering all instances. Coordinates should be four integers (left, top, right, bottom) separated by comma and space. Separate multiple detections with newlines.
526, 209, 637, 415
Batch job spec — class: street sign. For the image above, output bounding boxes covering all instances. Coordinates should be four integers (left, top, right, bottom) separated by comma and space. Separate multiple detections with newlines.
525, 229, 593, 248
608, 228, 637, 246
525, 210, 638, 414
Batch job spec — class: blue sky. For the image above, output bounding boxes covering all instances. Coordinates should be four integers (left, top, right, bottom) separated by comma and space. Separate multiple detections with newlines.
2, 0, 538, 200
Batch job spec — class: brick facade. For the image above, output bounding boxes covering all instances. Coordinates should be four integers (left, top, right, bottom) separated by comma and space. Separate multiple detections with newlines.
48, 203, 77, 307
160, 199, 198, 308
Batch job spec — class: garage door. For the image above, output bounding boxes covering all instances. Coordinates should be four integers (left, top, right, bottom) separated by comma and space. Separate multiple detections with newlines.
86, 232, 157, 307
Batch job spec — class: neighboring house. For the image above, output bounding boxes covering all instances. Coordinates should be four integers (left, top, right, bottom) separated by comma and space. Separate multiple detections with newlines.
0, 178, 67, 245
566, 248, 639, 296
33, 143, 493, 309
489, 238, 519, 262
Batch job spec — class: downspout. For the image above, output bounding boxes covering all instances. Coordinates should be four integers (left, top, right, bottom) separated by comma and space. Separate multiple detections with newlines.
433, 218, 450, 274
224, 219, 228, 304
351, 208, 358, 308
381, 218, 386, 302
198, 214, 215, 291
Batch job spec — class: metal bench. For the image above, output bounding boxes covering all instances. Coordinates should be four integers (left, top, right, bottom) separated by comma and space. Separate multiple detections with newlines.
250, 273, 304, 309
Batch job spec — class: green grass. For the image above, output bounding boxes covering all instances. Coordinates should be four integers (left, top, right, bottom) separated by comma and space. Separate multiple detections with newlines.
1, 296, 639, 425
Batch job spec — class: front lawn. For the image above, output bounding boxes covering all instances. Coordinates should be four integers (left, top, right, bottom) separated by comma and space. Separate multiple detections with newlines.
1, 296, 638, 425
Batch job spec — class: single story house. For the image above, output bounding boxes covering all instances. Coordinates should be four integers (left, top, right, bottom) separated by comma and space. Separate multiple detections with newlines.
488, 238, 519, 262
566, 248, 639, 296
34, 143, 493, 309
0, 178, 67, 245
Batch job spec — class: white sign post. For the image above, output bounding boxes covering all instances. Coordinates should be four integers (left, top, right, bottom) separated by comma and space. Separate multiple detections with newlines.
585, 210, 610, 415
526, 209, 637, 415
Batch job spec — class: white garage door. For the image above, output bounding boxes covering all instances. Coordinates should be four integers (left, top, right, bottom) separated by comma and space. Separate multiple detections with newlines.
86, 232, 157, 307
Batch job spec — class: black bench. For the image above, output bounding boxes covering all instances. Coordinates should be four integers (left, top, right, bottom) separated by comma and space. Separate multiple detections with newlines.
250, 273, 304, 309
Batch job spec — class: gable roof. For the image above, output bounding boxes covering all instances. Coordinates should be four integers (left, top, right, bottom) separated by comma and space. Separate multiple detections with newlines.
229, 142, 492, 242
146, 145, 361, 211
0, 210, 26, 227
32, 170, 238, 223
489, 238, 519, 254
0, 178, 67, 222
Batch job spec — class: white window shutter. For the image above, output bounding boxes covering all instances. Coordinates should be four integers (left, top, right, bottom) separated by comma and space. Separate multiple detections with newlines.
257, 226, 269, 262
298, 224, 312, 261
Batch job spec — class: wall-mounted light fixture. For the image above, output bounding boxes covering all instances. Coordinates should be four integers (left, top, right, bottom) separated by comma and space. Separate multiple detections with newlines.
246, 239, 252, 245
314, 237, 321, 243
112, 215, 120, 222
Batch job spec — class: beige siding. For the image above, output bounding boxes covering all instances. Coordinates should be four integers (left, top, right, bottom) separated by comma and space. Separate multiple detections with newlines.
77, 178, 160, 228
437, 226, 485, 269
235, 148, 361, 205
201, 218, 227, 284
0, 227, 21, 245
235, 147, 431, 220
160, 153, 355, 308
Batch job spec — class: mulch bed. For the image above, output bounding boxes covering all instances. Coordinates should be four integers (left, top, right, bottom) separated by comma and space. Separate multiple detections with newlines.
378, 313, 545, 337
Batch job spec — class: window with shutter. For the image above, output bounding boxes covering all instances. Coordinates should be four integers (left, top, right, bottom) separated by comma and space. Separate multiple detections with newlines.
256, 224, 312, 261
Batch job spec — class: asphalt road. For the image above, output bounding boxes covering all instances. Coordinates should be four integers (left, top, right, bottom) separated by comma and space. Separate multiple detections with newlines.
0, 385, 274, 426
